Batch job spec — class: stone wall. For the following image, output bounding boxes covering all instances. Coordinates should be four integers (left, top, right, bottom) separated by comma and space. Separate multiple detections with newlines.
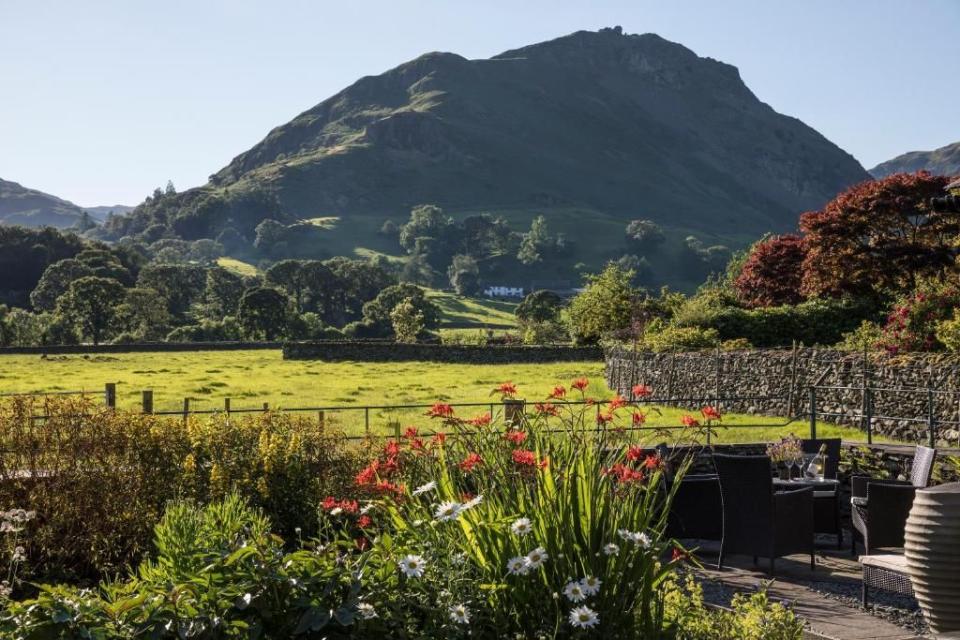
284, 341, 603, 363
605, 346, 960, 445
0, 341, 281, 355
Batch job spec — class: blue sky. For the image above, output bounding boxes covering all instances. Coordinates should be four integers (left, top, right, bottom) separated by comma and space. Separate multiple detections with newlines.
1, 0, 957, 206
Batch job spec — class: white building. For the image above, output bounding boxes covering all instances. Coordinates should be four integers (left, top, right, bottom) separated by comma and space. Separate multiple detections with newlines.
483, 285, 525, 298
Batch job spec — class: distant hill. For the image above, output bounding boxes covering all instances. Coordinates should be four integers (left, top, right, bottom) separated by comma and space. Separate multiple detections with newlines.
0, 178, 88, 228
108, 27, 869, 289
870, 141, 960, 178
83, 204, 134, 221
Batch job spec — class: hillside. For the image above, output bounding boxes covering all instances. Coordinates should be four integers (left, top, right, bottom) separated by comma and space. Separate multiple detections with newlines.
0, 178, 88, 228
870, 141, 960, 178
108, 27, 869, 289
83, 204, 133, 221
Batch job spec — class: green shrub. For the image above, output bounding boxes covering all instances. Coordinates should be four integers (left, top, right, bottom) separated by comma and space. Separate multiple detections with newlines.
643, 319, 719, 352
720, 338, 753, 351
936, 310, 960, 352
0, 496, 361, 639
836, 320, 884, 351
521, 320, 569, 345
0, 396, 359, 582
440, 329, 490, 346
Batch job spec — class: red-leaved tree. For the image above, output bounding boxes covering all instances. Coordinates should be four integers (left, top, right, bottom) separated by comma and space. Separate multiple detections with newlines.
733, 234, 807, 308
799, 172, 954, 299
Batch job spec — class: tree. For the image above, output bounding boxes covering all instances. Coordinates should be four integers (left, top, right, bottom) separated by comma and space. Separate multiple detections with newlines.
30, 259, 94, 311
390, 298, 424, 343
2, 308, 50, 346
566, 264, 641, 344
614, 254, 652, 285
516, 290, 564, 324
733, 235, 807, 308
238, 287, 292, 340
398, 204, 452, 253
55, 276, 126, 344
266, 260, 308, 310
204, 266, 248, 317
116, 287, 171, 340
400, 250, 436, 287
625, 219, 665, 251
75, 249, 133, 284
324, 257, 395, 325
253, 219, 288, 255
517, 216, 550, 265
137, 264, 207, 320
800, 172, 955, 299
362, 283, 441, 329
447, 254, 480, 295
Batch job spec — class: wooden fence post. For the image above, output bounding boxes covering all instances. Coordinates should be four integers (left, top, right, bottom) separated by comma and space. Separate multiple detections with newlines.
142, 390, 153, 414
318, 411, 325, 435
104, 383, 116, 409
182, 398, 190, 424
224, 398, 231, 414
263, 402, 269, 412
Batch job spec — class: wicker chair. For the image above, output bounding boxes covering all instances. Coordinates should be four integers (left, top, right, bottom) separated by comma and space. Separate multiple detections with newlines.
801, 438, 843, 548
666, 474, 722, 541
851, 445, 937, 556
714, 454, 815, 574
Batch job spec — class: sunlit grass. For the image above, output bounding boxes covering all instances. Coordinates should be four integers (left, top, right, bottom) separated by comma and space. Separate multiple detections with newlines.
0, 349, 874, 442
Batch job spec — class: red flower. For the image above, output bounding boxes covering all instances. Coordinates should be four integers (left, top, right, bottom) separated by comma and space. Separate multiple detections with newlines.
339, 499, 359, 514
680, 415, 700, 428
608, 394, 627, 411
459, 452, 484, 472
671, 547, 688, 562
466, 412, 492, 427
632, 384, 653, 398
373, 480, 404, 495
604, 462, 645, 484
403, 427, 419, 439
596, 411, 614, 425
504, 430, 528, 445
644, 455, 661, 471
572, 378, 590, 391
430, 432, 447, 447
383, 440, 401, 457
626, 445, 645, 462
357, 515, 372, 529
701, 406, 722, 422
534, 402, 560, 416
548, 385, 567, 399
426, 403, 455, 419
493, 382, 518, 397
355, 461, 379, 486
409, 438, 426, 452
322, 496, 337, 510
632, 411, 647, 426
512, 449, 547, 470
355, 536, 370, 551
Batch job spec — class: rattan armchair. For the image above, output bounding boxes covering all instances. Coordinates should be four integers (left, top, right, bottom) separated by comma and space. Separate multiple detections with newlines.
802, 438, 843, 548
714, 454, 815, 574
666, 474, 722, 541
850, 445, 936, 556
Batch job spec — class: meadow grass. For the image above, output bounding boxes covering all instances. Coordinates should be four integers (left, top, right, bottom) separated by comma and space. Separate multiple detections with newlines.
425, 289, 518, 327
0, 349, 875, 443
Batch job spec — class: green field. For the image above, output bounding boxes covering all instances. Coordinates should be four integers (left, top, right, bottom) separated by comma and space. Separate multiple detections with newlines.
426, 290, 518, 328
0, 350, 876, 443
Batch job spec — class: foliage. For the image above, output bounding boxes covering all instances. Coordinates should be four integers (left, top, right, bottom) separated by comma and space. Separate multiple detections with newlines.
719, 337, 753, 351
877, 278, 960, 353
238, 287, 293, 340
733, 234, 806, 308
439, 329, 490, 346
625, 219, 665, 251
663, 575, 803, 639
800, 172, 954, 299
935, 310, 960, 353
362, 284, 441, 332
29, 259, 94, 311
0, 396, 359, 581
447, 254, 481, 296
642, 319, 719, 352
836, 320, 884, 352
516, 289, 564, 324
54, 276, 126, 344
0, 497, 361, 639
521, 320, 570, 345
567, 264, 641, 344
389, 298, 425, 343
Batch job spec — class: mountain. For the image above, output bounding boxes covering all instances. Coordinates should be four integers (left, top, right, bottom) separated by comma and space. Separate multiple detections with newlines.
83, 204, 134, 221
0, 178, 89, 228
110, 27, 869, 288
870, 141, 960, 179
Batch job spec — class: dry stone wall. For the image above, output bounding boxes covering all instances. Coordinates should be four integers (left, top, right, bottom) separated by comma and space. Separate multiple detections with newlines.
605, 346, 960, 445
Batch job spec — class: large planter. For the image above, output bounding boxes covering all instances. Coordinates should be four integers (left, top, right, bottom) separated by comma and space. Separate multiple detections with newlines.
904, 482, 960, 636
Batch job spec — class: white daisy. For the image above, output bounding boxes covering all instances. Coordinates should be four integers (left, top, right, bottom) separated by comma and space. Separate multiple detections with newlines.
448, 603, 470, 624
569, 605, 599, 629
525, 546, 548, 569
603, 543, 620, 556
357, 602, 377, 619
563, 580, 587, 602
506, 556, 530, 575
413, 481, 437, 496
434, 501, 462, 521
617, 528, 634, 541
360, 502, 375, 514
330, 507, 343, 516
510, 517, 532, 536
580, 575, 601, 596
636, 532, 652, 548
398, 554, 426, 578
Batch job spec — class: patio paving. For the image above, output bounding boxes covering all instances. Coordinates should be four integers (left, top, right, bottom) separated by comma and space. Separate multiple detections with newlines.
688, 537, 927, 640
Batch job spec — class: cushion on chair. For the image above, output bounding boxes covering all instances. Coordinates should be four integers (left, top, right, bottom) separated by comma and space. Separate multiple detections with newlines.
851, 496, 868, 507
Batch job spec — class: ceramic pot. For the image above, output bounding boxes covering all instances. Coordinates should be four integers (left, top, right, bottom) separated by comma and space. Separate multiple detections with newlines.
904, 482, 960, 635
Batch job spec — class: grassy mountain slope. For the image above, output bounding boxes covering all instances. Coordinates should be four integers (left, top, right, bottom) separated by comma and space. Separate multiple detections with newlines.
0, 178, 88, 228
869, 141, 960, 178
111, 27, 869, 289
